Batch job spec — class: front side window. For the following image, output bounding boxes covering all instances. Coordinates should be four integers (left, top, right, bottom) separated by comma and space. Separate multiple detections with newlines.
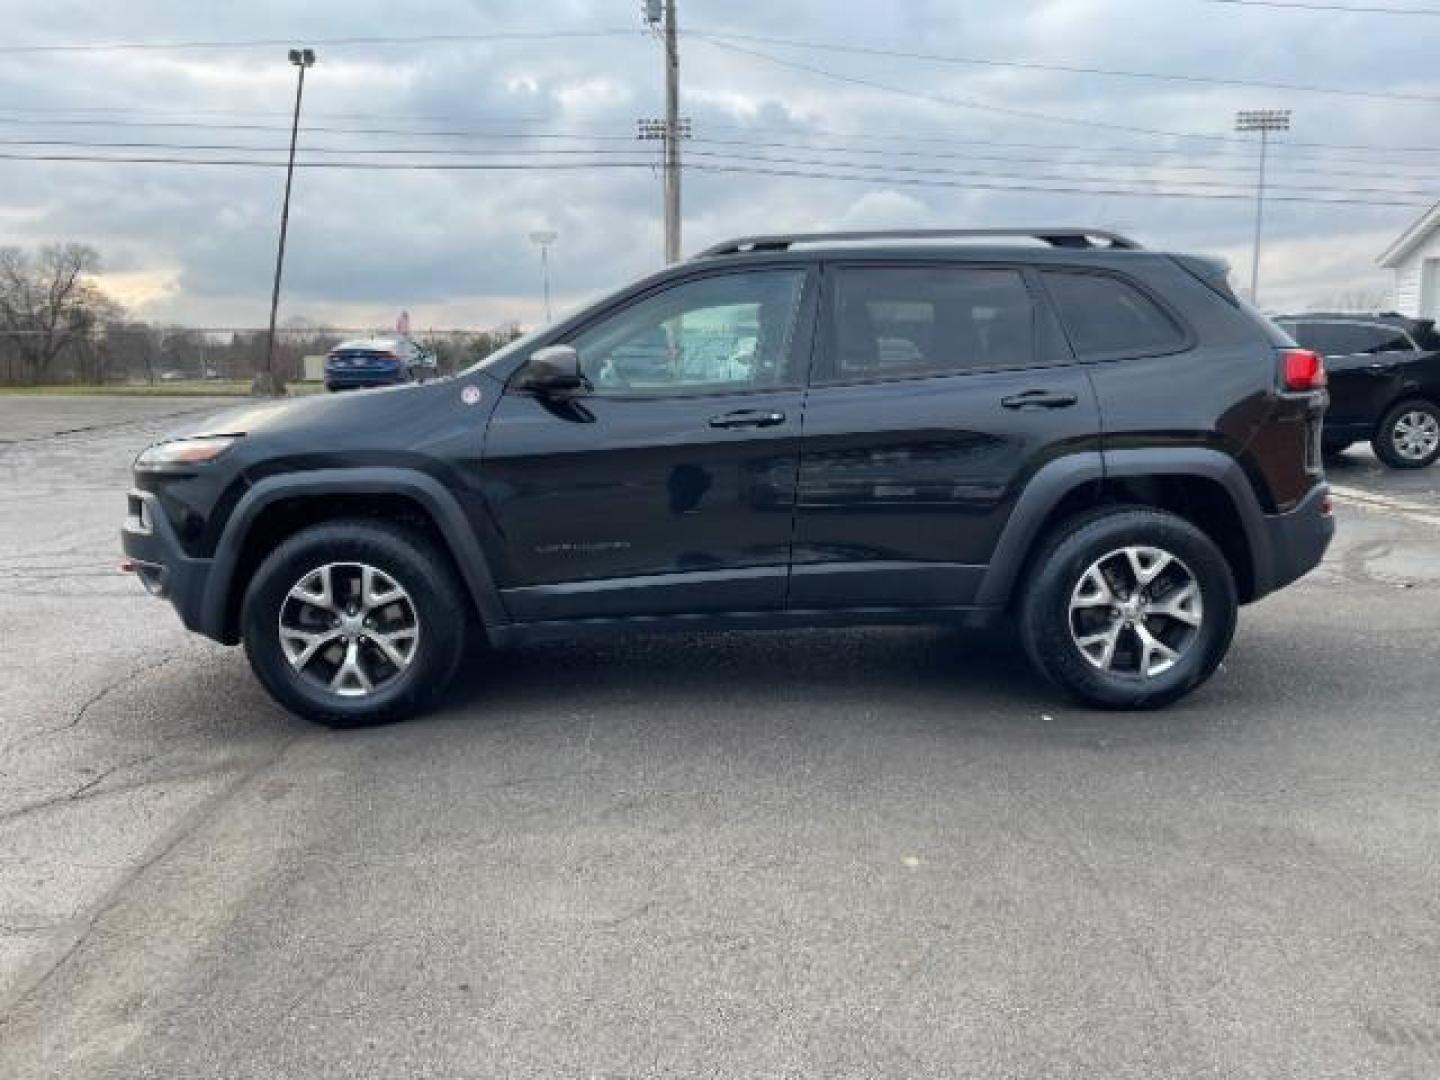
825, 265, 1035, 382
1042, 271, 1186, 359
569, 270, 805, 395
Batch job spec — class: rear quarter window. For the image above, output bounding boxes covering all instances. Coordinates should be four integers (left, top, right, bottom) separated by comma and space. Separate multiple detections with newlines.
1042, 270, 1187, 359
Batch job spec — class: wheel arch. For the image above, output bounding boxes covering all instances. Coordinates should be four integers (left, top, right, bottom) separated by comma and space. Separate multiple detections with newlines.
977, 449, 1274, 613
202, 468, 506, 645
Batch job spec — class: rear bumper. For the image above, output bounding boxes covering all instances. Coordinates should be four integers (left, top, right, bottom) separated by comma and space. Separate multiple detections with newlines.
121, 490, 219, 639
1251, 482, 1334, 600
324, 369, 404, 390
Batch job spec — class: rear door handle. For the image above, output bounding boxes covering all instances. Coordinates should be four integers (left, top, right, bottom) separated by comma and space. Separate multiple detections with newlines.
1000, 389, 1079, 410
709, 409, 787, 429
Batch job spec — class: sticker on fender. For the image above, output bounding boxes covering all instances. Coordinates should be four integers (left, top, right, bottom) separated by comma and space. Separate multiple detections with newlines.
460, 385, 483, 406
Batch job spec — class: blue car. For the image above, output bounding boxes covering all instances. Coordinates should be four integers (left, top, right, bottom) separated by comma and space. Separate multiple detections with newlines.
324, 338, 435, 391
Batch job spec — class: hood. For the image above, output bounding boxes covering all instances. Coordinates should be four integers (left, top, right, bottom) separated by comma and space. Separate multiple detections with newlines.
158, 381, 447, 444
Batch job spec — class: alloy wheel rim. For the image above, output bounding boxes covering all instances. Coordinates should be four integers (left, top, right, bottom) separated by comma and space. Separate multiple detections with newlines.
278, 562, 420, 697
1392, 411, 1440, 461
1068, 545, 1203, 678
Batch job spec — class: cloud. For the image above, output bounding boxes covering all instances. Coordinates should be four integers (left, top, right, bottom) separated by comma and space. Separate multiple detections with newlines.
0, 0, 1431, 325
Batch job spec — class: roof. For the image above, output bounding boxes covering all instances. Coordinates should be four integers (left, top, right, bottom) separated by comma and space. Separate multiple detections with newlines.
1377, 201, 1440, 268
330, 338, 402, 353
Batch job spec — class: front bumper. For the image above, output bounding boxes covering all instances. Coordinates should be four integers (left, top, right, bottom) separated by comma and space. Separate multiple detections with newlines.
121, 489, 218, 638
1252, 481, 1334, 599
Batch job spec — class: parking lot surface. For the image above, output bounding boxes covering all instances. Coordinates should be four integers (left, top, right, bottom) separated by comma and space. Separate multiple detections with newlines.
2, 395, 1438, 1078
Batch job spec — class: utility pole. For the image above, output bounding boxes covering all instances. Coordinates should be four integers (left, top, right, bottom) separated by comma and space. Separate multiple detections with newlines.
528, 230, 557, 322
259, 47, 315, 396
1235, 109, 1290, 307
641, 0, 687, 263
662, 0, 680, 263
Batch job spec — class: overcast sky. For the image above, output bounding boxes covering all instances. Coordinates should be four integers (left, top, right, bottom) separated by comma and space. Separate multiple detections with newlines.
1, 0, 1435, 329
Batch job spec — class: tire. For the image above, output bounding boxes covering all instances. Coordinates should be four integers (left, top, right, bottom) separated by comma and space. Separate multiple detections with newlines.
1017, 507, 1238, 710
241, 520, 468, 727
1372, 399, 1440, 469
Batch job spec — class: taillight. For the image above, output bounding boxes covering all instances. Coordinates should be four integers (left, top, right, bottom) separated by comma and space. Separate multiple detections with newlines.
1281, 348, 1326, 392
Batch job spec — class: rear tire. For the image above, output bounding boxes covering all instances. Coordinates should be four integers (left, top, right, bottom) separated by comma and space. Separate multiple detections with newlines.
1372, 399, 1440, 469
1018, 507, 1237, 710
242, 520, 467, 727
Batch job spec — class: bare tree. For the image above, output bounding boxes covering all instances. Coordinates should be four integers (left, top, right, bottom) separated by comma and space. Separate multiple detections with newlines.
0, 243, 108, 384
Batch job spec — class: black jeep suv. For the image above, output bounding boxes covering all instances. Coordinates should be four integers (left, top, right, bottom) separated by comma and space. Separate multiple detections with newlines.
122, 228, 1333, 726
1273, 312, 1440, 469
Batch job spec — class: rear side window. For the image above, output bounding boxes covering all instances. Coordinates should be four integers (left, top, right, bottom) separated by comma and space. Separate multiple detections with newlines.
825, 265, 1034, 382
1042, 271, 1186, 359
1289, 321, 1412, 355
1354, 325, 1414, 354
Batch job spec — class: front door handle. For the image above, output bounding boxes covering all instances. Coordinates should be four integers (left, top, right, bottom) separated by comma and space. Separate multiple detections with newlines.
1000, 389, 1079, 410
709, 409, 786, 429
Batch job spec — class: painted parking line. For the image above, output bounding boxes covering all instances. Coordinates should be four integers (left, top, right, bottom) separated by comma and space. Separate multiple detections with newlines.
1330, 484, 1440, 530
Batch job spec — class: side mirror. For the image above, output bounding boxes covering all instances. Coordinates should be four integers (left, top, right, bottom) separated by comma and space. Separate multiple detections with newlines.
522, 345, 586, 394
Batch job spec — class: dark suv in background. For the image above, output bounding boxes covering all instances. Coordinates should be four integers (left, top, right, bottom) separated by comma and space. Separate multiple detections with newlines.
1274, 313, 1440, 469
123, 228, 1333, 727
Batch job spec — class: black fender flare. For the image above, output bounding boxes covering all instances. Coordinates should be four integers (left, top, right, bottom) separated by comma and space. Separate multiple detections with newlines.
200, 467, 507, 641
973, 448, 1271, 611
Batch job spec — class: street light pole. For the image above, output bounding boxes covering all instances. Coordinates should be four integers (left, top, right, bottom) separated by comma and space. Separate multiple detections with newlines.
1235, 108, 1290, 307
259, 47, 315, 396
528, 230, 557, 323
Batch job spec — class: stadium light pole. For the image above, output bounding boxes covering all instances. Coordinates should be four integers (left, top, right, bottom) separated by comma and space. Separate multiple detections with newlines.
259, 47, 315, 396
1235, 108, 1290, 307
528, 230, 558, 322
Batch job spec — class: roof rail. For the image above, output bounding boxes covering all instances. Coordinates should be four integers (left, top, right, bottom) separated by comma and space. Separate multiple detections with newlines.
694, 228, 1143, 259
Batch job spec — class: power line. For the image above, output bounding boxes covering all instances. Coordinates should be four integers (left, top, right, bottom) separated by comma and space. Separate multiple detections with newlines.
695, 36, 1274, 148
6, 105, 1440, 165
0, 29, 642, 55
683, 162, 1431, 207
8, 109, 1440, 173
0, 114, 644, 142
697, 35, 1440, 157
691, 28, 1440, 105
1204, 0, 1440, 13
0, 149, 1427, 207
680, 148, 1440, 200
6, 134, 1440, 192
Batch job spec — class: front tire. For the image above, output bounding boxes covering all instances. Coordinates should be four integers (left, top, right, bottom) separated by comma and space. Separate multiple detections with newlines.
242, 520, 467, 727
1018, 507, 1237, 710
1372, 399, 1440, 469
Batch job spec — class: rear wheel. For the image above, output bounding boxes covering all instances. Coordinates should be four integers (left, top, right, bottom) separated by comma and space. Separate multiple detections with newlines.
1018, 507, 1237, 709
1373, 399, 1440, 469
242, 520, 467, 727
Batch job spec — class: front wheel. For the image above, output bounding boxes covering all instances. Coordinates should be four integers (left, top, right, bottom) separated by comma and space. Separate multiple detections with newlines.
242, 520, 467, 727
1373, 399, 1440, 469
1018, 507, 1238, 710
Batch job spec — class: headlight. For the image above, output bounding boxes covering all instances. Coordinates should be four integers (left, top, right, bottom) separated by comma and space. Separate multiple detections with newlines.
135, 435, 240, 468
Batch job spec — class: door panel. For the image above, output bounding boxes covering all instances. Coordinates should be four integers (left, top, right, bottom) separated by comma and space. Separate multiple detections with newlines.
480, 267, 814, 621
791, 261, 1101, 611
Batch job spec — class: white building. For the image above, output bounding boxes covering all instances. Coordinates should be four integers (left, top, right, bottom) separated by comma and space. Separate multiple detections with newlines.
1378, 202, 1440, 318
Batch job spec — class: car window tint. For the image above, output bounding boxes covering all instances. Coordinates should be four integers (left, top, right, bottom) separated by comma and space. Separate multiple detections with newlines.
1354, 325, 1414, 354
1302, 322, 1398, 355
571, 270, 805, 394
826, 266, 1034, 381
1042, 271, 1185, 358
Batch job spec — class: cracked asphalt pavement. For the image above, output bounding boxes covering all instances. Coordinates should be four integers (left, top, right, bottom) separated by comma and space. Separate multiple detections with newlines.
2, 395, 1439, 1078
